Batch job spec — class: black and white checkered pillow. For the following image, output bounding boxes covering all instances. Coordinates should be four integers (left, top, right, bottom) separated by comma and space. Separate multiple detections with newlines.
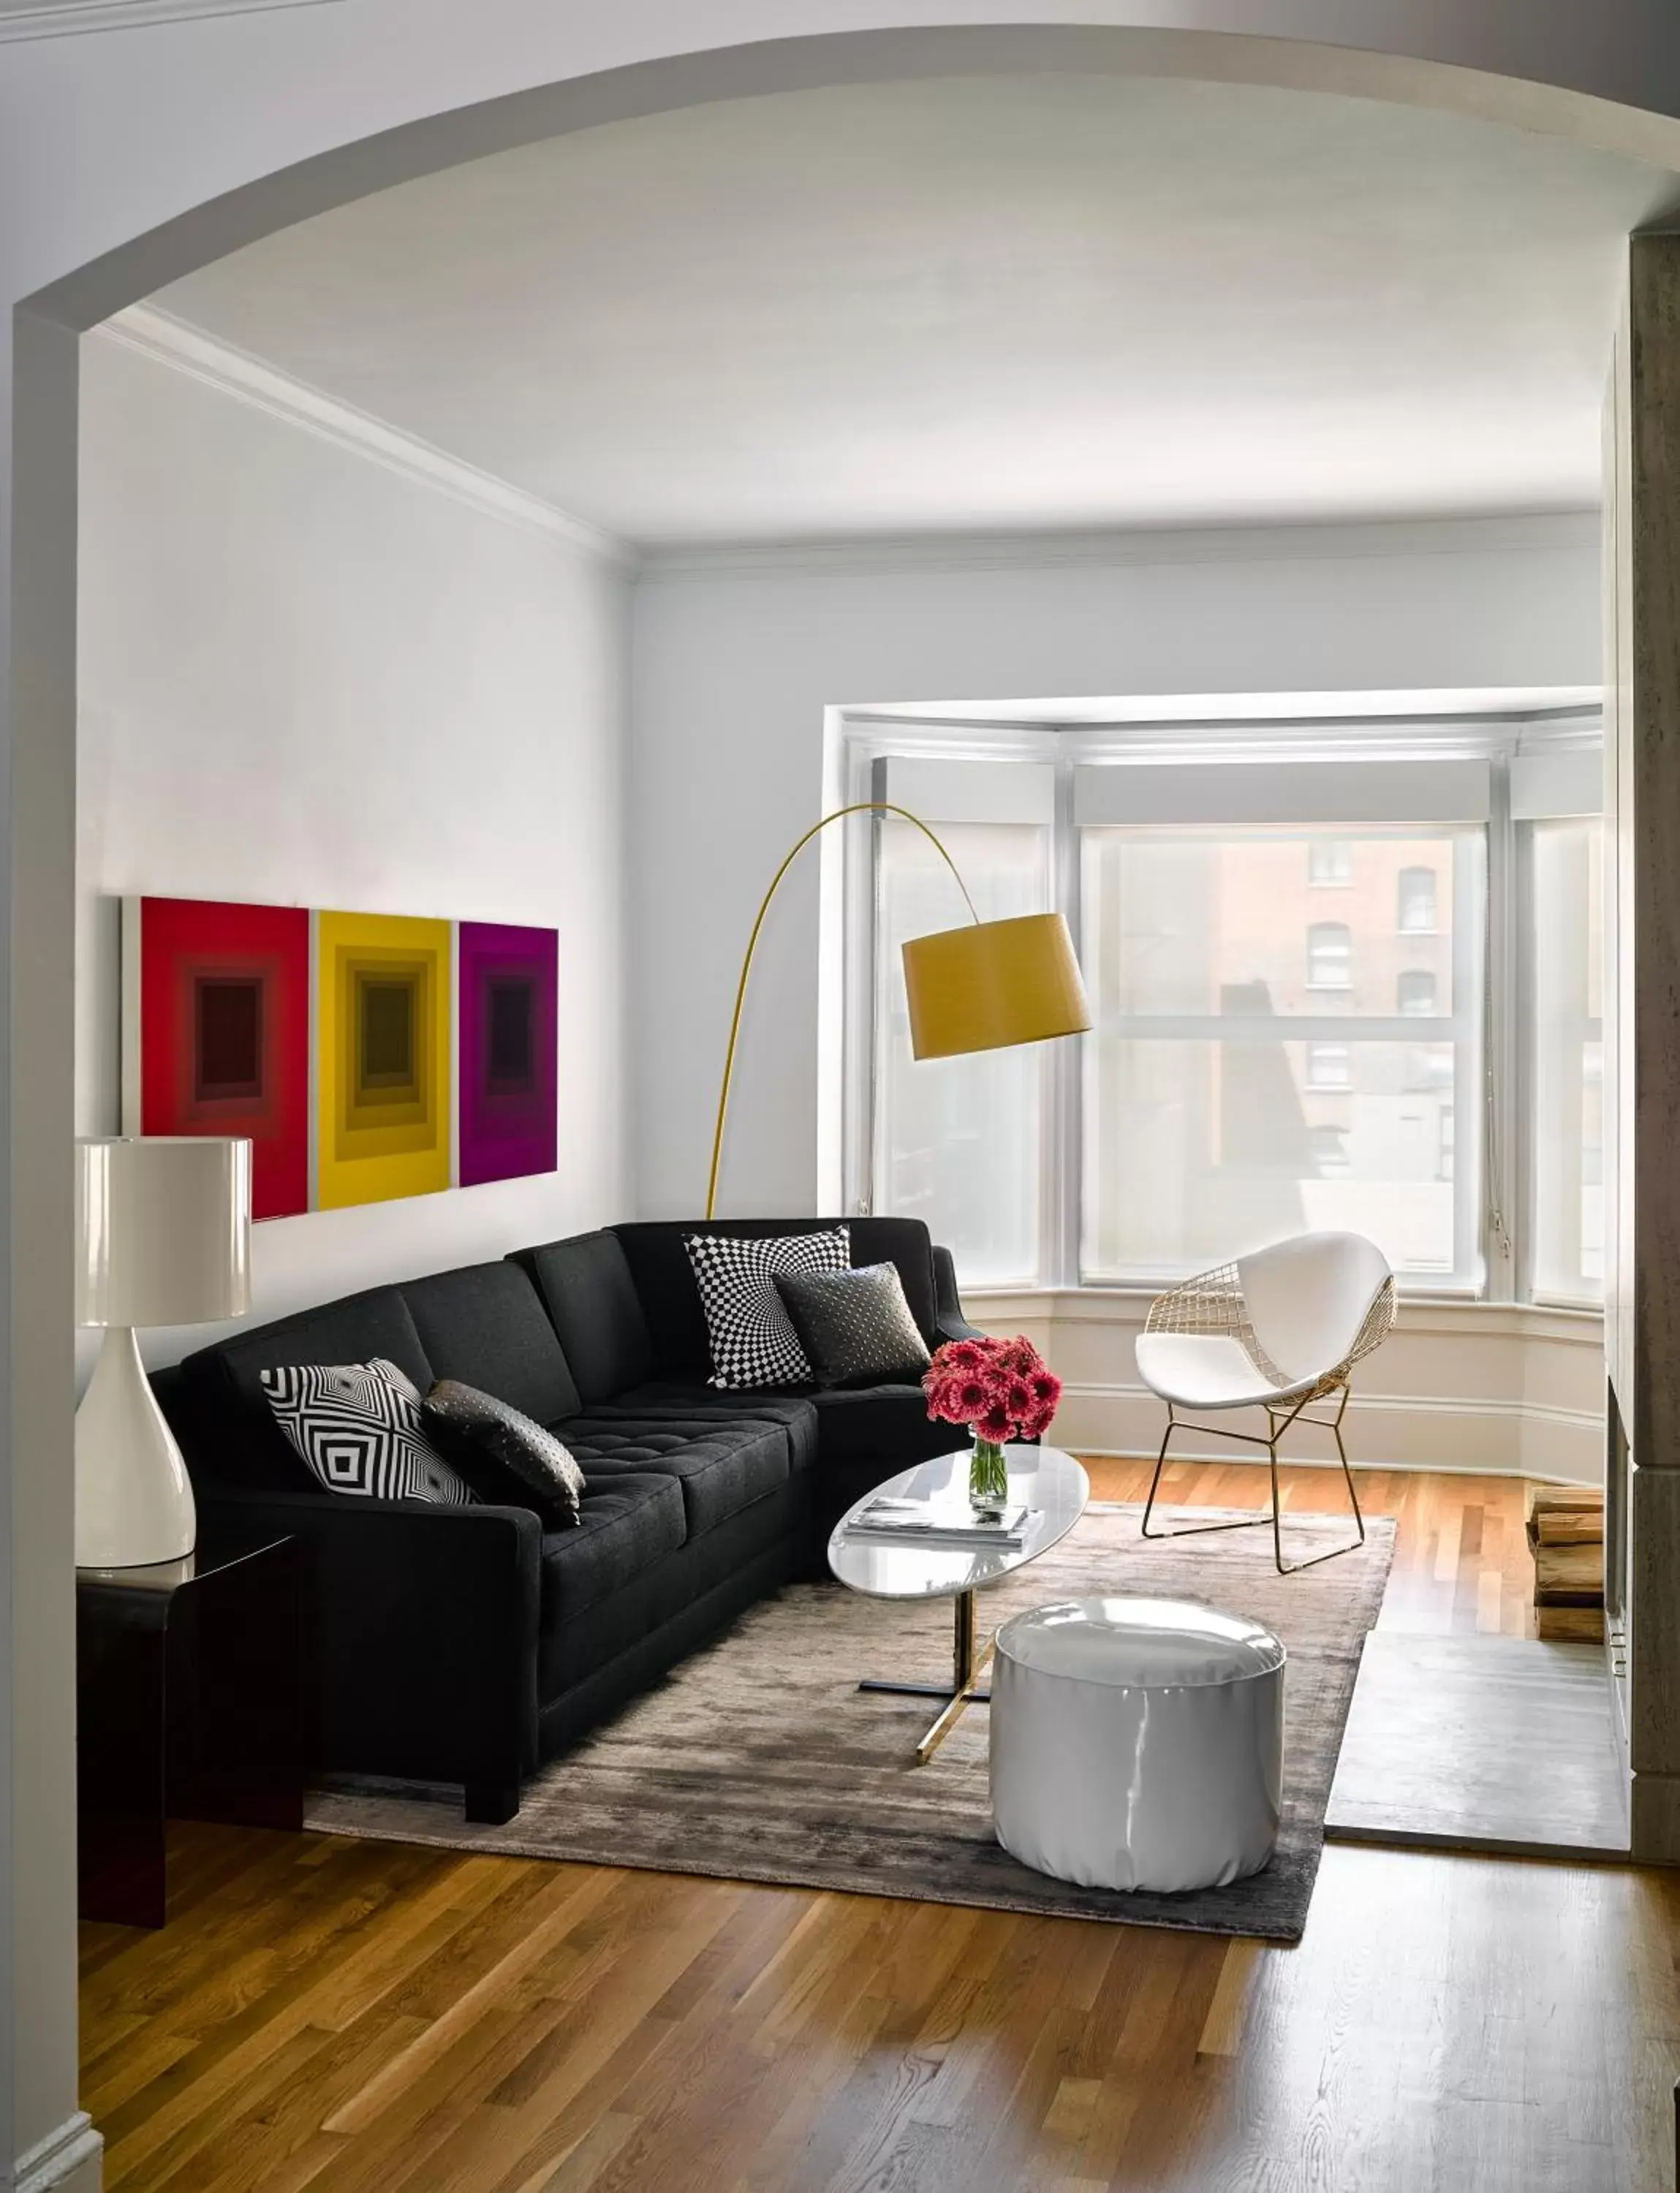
683, 1227, 850, 1389
259, 1357, 477, 1507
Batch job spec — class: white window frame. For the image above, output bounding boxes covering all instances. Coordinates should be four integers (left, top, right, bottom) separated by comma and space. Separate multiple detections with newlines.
836, 702, 1602, 1307
1513, 795, 1605, 1311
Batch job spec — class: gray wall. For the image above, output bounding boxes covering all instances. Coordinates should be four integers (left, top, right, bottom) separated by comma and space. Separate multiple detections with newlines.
628, 515, 1602, 1219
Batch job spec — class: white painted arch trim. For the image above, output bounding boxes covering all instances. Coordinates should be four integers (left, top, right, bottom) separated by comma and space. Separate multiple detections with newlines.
0, 0, 333, 39
97, 306, 635, 568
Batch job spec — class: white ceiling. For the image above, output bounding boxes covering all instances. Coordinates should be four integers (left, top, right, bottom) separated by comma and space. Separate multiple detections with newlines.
151, 74, 1679, 550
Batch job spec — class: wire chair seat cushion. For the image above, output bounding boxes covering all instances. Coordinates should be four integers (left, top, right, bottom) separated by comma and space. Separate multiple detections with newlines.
1134, 1330, 1326, 1412
1135, 1233, 1396, 1414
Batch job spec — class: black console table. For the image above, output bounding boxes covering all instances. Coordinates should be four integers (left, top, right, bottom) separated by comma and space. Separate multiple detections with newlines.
76, 1531, 307, 1928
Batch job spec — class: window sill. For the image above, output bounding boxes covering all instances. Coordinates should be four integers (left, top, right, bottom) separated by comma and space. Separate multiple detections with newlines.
961, 1284, 1603, 1340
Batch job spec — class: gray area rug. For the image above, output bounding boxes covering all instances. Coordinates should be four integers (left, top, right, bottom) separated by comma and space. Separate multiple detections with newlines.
311, 1501, 1394, 1942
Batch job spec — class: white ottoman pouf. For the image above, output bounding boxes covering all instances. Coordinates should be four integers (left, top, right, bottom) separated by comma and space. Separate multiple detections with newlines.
989, 1596, 1285, 1893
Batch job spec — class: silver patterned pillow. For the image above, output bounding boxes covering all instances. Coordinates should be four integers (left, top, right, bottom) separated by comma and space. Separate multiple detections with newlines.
421, 1379, 585, 1526
773, 1262, 931, 1389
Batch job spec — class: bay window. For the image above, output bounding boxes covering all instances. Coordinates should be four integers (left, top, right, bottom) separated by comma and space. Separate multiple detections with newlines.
842, 713, 1602, 1308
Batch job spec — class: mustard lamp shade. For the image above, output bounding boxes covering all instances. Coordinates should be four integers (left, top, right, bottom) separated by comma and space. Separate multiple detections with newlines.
901, 911, 1091, 1060
705, 802, 1092, 1218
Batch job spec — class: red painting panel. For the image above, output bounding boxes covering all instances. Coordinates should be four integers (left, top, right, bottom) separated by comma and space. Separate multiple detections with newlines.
138, 897, 310, 1220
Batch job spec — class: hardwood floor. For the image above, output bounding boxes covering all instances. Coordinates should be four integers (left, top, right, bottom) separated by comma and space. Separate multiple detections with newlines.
1095, 1454, 1544, 1640
80, 1465, 1680, 2192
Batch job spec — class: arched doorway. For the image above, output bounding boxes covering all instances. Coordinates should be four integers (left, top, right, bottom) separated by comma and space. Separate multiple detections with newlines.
13, 19, 1680, 2184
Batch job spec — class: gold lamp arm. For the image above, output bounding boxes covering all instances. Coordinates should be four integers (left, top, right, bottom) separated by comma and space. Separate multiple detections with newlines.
704, 801, 978, 1221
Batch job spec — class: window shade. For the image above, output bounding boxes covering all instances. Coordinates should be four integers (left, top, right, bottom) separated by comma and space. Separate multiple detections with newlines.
881, 756, 1055, 827
1510, 750, 1602, 820
1072, 758, 1492, 829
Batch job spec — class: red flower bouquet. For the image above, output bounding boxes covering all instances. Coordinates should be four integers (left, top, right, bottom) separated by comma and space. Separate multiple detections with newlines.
923, 1334, 1062, 1444
923, 1335, 1061, 1513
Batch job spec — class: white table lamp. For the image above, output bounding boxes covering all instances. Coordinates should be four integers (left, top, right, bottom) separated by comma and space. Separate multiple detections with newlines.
75, 1136, 251, 1568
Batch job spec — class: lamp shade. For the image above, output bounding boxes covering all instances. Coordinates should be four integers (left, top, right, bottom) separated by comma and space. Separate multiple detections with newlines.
76, 1136, 251, 1329
901, 912, 1091, 1061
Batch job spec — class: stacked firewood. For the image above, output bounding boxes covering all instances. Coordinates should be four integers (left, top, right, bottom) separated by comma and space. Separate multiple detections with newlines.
1527, 1484, 1605, 1643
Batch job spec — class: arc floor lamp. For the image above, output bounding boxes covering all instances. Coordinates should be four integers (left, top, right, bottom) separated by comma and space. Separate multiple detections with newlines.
705, 801, 1091, 1218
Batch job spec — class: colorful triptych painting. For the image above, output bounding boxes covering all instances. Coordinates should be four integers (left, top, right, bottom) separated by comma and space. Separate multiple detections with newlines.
458, 920, 559, 1189
317, 910, 453, 1210
130, 896, 312, 1220
123, 897, 559, 1219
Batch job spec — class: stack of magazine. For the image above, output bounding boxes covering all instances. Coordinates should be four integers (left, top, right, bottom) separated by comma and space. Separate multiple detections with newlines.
844, 1496, 1036, 1550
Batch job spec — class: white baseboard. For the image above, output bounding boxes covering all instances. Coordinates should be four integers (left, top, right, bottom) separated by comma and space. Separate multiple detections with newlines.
1075, 1444, 1577, 1485
1053, 1383, 1602, 1486
15, 2114, 102, 2192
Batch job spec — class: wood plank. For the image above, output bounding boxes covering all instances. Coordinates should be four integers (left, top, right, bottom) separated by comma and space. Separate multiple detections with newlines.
82, 1463, 1679, 2193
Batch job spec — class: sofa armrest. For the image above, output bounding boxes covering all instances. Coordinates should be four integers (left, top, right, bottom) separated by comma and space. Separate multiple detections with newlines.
931, 1245, 985, 1345
198, 1485, 542, 1799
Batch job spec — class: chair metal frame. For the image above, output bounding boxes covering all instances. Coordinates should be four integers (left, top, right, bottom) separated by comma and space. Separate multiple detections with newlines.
1138, 1257, 1397, 1575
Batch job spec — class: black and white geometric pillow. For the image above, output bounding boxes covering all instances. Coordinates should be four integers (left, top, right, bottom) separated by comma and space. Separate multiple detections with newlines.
259, 1357, 477, 1507
682, 1227, 850, 1389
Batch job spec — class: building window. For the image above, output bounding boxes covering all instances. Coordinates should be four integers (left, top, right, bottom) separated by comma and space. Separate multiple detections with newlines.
1307, 922, 1352, 990
1397, 969, 1437, 1016
1398, 866, 1438, 932
1309, 840, 1352, 886
1306, 1042, 1351, 1089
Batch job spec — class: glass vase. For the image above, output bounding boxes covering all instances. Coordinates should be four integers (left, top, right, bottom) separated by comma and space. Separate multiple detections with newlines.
968, 1436, 1010, 1520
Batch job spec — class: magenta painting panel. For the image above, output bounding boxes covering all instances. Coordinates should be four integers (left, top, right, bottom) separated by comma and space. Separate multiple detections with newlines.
458, 922, 559, 1188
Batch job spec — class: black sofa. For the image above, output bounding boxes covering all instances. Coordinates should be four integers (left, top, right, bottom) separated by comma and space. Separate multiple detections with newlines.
154, 1216, 980, 1823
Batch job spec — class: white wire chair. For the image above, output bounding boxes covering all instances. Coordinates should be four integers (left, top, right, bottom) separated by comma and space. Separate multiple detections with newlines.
1135, 1231, 1396, 1575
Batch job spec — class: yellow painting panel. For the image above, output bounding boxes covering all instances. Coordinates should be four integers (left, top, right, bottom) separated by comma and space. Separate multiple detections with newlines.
317, 910, 453, 1208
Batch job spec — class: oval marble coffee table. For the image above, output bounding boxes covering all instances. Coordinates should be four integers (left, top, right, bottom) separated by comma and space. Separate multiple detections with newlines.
828, 1444, 1090, 1765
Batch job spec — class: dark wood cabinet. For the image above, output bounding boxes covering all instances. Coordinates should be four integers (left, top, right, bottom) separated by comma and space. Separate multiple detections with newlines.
77, 1532, 306, 1928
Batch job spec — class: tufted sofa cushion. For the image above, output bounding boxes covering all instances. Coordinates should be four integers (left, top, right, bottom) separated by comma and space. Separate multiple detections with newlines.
567, 1382, 820, 1475
561, 1413, 792, 1538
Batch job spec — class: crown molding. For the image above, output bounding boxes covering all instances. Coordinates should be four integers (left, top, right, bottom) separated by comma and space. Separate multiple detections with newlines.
96, 305, 637, 570
636, 510, 1600, 585
0, 0, 336, 39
